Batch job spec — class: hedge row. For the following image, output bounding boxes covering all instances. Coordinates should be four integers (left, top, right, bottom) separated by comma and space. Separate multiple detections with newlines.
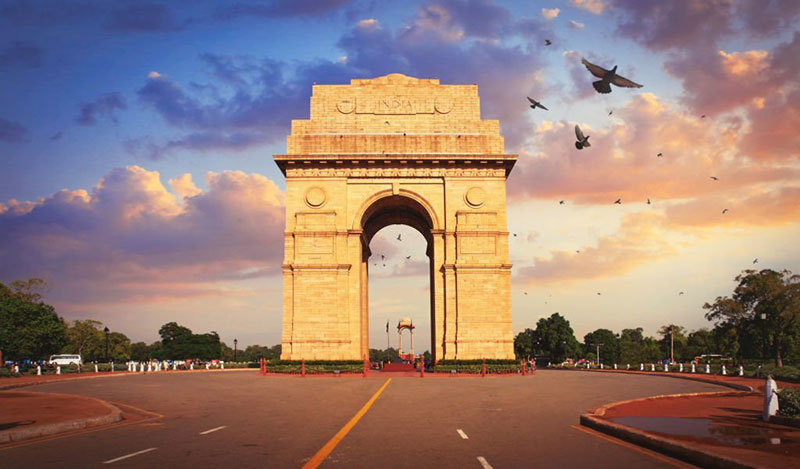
433, 363, 519, 373
778, 388, 800, 418
436, 359, 518, 365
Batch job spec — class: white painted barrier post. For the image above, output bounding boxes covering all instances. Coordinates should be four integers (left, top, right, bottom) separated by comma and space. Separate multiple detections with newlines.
205, 363, 210, 370
190, 362, 194, 370
173, 362, 177, 370
705, 363, 710, 374
110, 361, 114, 373
651, 363, 655, 372
691, 362, 696, 373
14, 365, 19, 373
763, 377, 779, 421
614, 363, 617, 370
37, 365, 41, 376
722, 364, 727, 375
221, 362, 225, 370
626, 364, 630, 370
95, 364, 98, 373
640, 363, 644, 370
600, 363, 603, 370
664, 363, 669, 372
738, 365, 744, 376
147, 362, 152, 373
140, 362, 145, 373
57, 366, 61, 375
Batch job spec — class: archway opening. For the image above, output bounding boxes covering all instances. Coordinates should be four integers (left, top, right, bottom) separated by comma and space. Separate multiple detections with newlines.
360, 195, 436, 363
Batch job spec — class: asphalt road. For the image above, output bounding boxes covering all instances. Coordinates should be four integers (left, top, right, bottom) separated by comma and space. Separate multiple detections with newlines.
1, 370, 725, 468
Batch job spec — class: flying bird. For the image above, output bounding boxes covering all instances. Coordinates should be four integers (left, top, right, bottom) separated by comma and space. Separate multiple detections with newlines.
647, 198, 651, 205
710, 176, 718, 181
581, 58, 643, 94
722, 208, 729, 214
527, 96, 549, 111
574, 125, 591, 149
597, 292, 602, 296
383, 264, 386, 267
753, 258, 759, 264
608, 110, 613, 116
524, 292, 528, 295
614, 199, 621, 204
679, 291, 684, 295
575, 250, 580, 253
657, 152, 663, 157
405, 255, 411, 260
545, 39, 552, 46
559, 200, 565, 205
513, 233, 518, 237
381, 254, 385, 260
701, 115, 706, 119
397, 234, 402, 241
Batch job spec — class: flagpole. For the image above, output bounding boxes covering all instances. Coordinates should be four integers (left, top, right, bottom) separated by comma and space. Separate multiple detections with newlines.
386, 319, 390, 350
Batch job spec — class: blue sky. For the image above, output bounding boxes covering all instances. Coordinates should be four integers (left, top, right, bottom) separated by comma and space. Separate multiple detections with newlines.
1, 0, 799, 350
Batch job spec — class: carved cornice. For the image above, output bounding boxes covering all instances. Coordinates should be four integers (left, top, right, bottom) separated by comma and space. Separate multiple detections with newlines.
285, 166, 508, 178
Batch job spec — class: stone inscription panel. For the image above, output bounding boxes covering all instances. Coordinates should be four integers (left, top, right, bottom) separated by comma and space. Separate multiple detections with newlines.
354, 96, 435, 115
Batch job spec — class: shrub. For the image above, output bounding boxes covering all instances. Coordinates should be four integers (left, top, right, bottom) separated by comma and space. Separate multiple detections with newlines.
777, 387, 800, 418
759, 365, 800, 382
0, 367, 20, 378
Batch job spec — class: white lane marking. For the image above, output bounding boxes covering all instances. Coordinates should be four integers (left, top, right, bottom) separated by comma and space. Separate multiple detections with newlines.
200, 425, 227, 435
477, 456, 493, 469
457, 429, 469, 439
103, 447, 157, 464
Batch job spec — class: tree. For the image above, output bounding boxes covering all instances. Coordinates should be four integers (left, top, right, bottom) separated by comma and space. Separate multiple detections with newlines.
534, 313, 580, 363
8, 278, 49, 302
583, 329, 619, 365
686, 328, 714, 359
705, 269, 800, 366
131, 342, 149, 361
159, 322, 192, 344
514, 328, 537, 359
0, 280, 67, 361
63, 319, 104, 360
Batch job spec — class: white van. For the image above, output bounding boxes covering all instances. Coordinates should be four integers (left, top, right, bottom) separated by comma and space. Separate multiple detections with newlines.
49, 354, 82, 365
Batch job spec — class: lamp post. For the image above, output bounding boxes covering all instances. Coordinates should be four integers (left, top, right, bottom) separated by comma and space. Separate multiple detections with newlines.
761, 313, 767, 361
103, 327, 110, 362
669, 326, 674, 365
234, 338, 238, 362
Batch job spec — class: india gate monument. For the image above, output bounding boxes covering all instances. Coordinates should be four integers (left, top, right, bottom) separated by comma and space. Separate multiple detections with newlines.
275, 73, 515, 362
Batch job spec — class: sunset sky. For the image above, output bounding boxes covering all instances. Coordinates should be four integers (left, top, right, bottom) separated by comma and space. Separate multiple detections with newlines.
1, 0, 798, 352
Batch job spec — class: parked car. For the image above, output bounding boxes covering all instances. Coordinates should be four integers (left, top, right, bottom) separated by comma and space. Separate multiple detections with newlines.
49, 354, 82, 366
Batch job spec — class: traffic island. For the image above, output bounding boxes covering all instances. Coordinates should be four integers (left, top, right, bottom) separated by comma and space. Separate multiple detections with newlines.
0, 391, 122, 444
581, 388, 800, 468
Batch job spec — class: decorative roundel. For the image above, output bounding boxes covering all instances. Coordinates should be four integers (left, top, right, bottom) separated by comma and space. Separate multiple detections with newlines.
305, 187, 327, 208
465, 187, 486, 208
434, 97, 453, 114
336, 98, 355, 114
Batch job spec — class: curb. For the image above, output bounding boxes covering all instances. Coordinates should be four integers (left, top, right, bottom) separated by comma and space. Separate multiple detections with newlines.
0, 392, 122, 444
551, 367, 754, 392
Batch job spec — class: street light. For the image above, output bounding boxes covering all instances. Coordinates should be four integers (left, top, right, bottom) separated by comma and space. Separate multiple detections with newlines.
669, 326, 674, 365
234, 338, 238, 362
103, 327, 110, 362
761, 313, 767, 360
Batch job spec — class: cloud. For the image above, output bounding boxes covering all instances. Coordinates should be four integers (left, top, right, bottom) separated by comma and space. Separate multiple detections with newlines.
570, 0, 605, 15
0, 41, 43, 68
508, 92, 799, 204
739, 89, 800, 162
106, 2, 183, 32
0, 117, 27, 143
76, 91, 127, 125
541, 8, 559, 21
517, 212, 673, 284
664, 186, 800, 229
215, 0, 351, 19
0, 166, 285, 306
568, 20, 584, 29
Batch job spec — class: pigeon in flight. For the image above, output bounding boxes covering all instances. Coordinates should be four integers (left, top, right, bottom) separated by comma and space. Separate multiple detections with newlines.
574, 125, 591, 149
513, 233, 518, 237
614, 199, 621, 204
657, 152, 663, 157
679, 292, 684, 295
381, 254, 385, 260
405, 255, 411, 259
524, 292, 528, 295
575, 250, 580, 253
597, 292, 602, 296
545, 39, 552, 46
647, 198, 651, 205
608, 110, 613, 116
527, 96, 549, 111
753, 258, 758, 264
701, 115, 706, 119
559, 200, 565, 205
722, 208, 729, 214
710, 176, 718, 181
397, 234, 402, 241
581, 58, 643, 94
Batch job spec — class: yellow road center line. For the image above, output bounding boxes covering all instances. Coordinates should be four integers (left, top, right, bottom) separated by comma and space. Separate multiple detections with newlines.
303, 378, 392, 469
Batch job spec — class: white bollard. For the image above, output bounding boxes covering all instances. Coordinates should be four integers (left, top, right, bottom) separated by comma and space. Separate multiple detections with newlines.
37, 365, 41, 376
679, 363, 684, 373
173, 362, 177, 371
190, 363, 194, 370
140, 362, 145, 373
205, 363, 210, 370
705, 363, 710, 374
763, 377, 779, 421
221, 362, 225, 370
600, 363, 603, 370
664, 363, 669, 372
691, 363, 696, 373
614, 363, 617, 370
14, 365, 19, 373
626, 364, 630, 370
95, 364, 98, 373
738, 365, 744, 377
651, 363, 655, 372
722, 364, 727, 375
640, 363, 644, 371
110, 361, 114, 373
57, 366, 61, 375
